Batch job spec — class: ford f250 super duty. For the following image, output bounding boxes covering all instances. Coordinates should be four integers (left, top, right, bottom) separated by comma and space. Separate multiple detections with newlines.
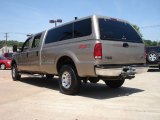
11, 15, 148, 95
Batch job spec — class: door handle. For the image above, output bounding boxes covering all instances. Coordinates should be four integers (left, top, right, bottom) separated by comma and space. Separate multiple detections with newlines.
123, 43, 129, 48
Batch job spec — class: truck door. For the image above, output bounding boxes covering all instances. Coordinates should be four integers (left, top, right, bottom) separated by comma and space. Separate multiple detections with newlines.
27, 33, 43, 72
18, 37, 32, 71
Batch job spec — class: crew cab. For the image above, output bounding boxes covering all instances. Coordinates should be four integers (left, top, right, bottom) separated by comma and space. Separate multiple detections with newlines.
11, 15, 148, 95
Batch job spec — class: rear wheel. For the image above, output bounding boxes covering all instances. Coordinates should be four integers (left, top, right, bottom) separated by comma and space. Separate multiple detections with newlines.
0, 64, 6, 70
59, 65, 81, 95
105, 79, 125, 88
12, 64, 21, 81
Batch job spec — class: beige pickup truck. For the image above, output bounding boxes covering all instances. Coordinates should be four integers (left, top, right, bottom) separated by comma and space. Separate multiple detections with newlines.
11, 15, 148, 95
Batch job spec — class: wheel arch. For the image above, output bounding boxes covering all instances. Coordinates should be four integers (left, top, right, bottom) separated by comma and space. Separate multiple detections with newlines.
0, 62, 6, 66
56, 56, 78, 74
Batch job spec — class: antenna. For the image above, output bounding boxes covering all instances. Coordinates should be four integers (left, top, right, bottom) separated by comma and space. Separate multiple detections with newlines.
75, 17, 78, 20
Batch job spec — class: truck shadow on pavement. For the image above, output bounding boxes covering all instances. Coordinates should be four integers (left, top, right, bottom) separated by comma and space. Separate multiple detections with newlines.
19, 77, 60, 91
80, 83, 144, 99
19, 77, 144, 100
147, 68, 160, 72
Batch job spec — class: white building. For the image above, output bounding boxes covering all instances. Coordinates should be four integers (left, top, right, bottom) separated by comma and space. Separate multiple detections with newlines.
0, 46, 13, 55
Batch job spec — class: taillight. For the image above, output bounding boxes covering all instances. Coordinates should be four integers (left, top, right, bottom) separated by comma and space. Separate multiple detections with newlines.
94, 43, 102, 59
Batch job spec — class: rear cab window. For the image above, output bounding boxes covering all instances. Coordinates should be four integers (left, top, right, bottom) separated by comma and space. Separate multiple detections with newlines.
45, 23, 73, 44
31, 33, 42, 48
98, 18, 143, 43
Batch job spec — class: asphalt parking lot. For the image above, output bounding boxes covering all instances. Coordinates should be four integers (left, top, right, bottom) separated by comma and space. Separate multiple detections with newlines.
0, 69, 160, 120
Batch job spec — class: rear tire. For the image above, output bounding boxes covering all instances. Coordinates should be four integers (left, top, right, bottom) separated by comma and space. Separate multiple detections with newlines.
105, 79, 125, 88
59, 65, 81, 95
0, 64, 6, 70
12, 64, 21, 81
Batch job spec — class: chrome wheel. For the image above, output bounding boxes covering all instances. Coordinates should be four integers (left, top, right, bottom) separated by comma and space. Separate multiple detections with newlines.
148, 53, 158, 62
61, 71, 71, 89
0, 64, 6, 70
59, 65, 81, 95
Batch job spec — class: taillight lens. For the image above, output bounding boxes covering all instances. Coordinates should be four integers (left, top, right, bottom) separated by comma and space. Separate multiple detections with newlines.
94, 43, 102, 59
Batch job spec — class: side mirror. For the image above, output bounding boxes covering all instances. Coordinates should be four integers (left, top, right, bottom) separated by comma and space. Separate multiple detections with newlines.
17, 47, 22, 52
13, 45, 17, 52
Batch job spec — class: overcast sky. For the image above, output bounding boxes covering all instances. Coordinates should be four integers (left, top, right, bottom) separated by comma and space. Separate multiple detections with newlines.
0, 0, 160, 42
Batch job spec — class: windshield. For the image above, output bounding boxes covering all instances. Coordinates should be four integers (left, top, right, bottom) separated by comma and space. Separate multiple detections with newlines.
99, 18, 143, 43
146, 46, 160, 53
4, 53, 13, 58
0, 56, 7, 60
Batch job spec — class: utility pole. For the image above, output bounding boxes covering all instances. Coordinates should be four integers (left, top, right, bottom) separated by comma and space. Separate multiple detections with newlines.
4, 33, 8, 53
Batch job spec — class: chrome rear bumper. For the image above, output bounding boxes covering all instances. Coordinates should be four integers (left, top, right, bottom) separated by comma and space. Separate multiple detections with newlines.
95, 65, 148, 77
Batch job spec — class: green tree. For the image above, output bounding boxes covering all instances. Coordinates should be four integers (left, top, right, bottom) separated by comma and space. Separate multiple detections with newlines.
143, 40, 160, 46
144, 40, 152, 46
131, 24, 160, 47
132, 24, 143, 37
151, 41, 158, 46
0, 40, 24, 49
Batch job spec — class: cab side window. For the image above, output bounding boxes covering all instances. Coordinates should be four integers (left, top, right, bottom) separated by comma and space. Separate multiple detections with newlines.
21, 38, 31, 52
32, 33, 42, 48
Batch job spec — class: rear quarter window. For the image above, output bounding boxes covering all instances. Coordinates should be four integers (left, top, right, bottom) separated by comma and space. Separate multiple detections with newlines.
45, 18, 92, 44
73, 18, 92, 38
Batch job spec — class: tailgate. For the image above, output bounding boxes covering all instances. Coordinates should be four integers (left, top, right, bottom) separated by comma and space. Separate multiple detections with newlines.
97, 17, 145, 65
101, 40, 145, 64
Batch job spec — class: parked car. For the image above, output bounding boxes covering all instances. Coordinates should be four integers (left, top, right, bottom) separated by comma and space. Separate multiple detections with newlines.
3, 52, 13, 60
146, 46, 160, 69
0, 56, 11, 70
11, 15, 148, 95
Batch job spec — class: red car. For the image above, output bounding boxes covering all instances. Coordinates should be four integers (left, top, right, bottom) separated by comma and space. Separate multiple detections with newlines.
3, 52, 13, 60
0, 56, 11, 70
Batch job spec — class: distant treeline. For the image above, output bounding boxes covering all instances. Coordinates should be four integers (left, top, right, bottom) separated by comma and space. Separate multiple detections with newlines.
0, 40, 24, 49
0, 39, 159, 49
144, 40, 160, 46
